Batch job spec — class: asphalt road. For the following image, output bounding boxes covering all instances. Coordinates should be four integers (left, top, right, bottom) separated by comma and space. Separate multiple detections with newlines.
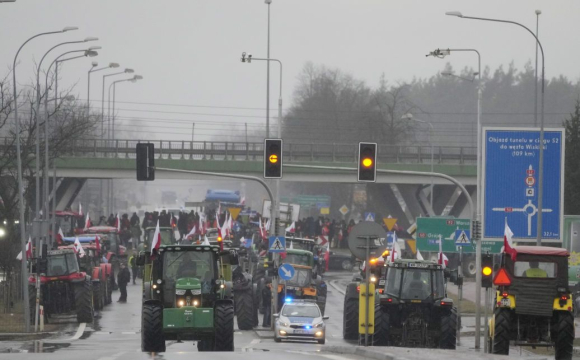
0, 270, 554, 360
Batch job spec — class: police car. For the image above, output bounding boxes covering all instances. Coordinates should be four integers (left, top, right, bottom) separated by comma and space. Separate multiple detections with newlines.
274, 299, 328, 344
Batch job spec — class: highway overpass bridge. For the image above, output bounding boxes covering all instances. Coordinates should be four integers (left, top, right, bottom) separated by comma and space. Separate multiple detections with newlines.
5, 139, 478, 228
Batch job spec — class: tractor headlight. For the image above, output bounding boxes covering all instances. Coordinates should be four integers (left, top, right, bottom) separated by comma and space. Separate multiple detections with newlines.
370, 276, 377, 283
156, 279, 162, 285
178, 300, 185, 307
176, 289, 186, 295
193, 300, 199, 307
152, 284, 158, 289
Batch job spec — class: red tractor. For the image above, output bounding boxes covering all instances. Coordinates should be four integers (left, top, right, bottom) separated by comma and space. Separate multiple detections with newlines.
28, 248, 94, 323
53, 210, 85, 236
59, 236, 113, 309
84, 226, 127, 290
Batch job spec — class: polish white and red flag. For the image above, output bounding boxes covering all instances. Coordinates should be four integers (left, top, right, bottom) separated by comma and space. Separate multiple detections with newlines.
95, 236, 101, 254
185, 225, 197, 240
83, 212, 91, 231
416, 249, 424, 261
78, 203, 83, 216
285, 222, 296, 234
240, 197, 246, 205
115, 214, 121, 232
389, 236, 401, 263
73, 237, 86, 257
56, 227, 65, 245
438, 235, 449, 269
16, 237, 33, 260
150, 220, 161, 255
504, 219, 516, 260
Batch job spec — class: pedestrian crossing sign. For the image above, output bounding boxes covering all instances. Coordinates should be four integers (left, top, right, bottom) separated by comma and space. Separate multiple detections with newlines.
454, 230, 471, 246
268, 236, 286, 253
364, 212, 375, 222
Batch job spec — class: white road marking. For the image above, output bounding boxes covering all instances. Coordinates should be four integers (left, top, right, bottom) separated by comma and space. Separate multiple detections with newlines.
97, 351, 126, 360
43, 322, 86, 344
328, 281, 345, 296
242, 338, 260, 352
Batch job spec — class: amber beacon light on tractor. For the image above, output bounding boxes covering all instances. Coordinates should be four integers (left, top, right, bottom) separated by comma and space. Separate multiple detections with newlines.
264, 139, 283, 179
358, 142, 377, 182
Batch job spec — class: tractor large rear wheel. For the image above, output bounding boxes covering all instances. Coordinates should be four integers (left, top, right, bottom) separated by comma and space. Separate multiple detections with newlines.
342, 293, 359, 340
141, 303, 165, 352
492, 308, 510, 356
554, 312, 574, 360
439, 307, 457, 349
235, 289, 254, 330
214, 302, 234, 351
368, 304, 389, 346
75, 279, 94, 323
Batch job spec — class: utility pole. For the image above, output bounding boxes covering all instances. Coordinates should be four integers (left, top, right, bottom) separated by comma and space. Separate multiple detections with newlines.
191, 123, 195, 142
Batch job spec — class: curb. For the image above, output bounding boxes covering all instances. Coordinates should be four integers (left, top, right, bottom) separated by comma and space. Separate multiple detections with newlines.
254, 329, 275, 339
42, 323, 87, 344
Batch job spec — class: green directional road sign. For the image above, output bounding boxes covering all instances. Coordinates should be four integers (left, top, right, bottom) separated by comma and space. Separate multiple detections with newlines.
415, 217, 503, 254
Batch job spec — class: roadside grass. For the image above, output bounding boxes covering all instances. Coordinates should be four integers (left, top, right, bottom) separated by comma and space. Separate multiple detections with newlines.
447, 291, 486, 314
0, 302, 60, 333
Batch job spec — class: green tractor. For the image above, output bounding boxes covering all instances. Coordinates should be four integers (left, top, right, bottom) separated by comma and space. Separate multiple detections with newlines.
140, 244, 234, 352
344, 258, 457, 349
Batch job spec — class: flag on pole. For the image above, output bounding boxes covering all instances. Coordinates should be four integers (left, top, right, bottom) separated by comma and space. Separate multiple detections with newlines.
74, 237, 86, 257
115, 214, 121, 232
285, 222, 296, 234
185, 225, 197, 240
17, 237, 33, 260
56, 227, 65, 245
95, 235, 101, 255
78, 203, 83, 216
504, 218, 516, 260
416, 249, 424, 261
240, 196, 246, 205
289, 241, 293, 249
438, 235, 449, 268
150, 220, 161, 255
83, 212, 91, 231
202, 235, 210, 246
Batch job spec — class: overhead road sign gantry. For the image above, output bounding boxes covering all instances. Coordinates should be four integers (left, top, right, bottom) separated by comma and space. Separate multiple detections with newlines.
482, 128, 564, 242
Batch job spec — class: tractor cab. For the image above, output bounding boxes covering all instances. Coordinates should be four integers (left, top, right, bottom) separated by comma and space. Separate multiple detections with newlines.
489, 246, 574, 357
381, 259, 448, 303
139, 226, 176, 253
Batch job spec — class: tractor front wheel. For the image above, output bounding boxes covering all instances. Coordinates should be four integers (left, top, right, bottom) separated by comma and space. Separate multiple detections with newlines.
141, 303, 165, 352
213, 302, 234, 351
342, 290, 359, 340
75, 279, 94, 323
554, 312, 574, 360
492, 308, 510, 356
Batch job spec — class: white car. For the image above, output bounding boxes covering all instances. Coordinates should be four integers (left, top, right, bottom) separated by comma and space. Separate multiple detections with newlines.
274, 300, 328, 344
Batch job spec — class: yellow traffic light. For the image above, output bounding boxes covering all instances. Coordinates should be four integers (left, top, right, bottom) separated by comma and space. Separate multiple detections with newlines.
362, 158, 373, 167
269, 154, 278, 163
482, 266, 492, 276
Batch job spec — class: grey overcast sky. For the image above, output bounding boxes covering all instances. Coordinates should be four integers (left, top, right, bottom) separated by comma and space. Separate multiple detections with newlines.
1, 0, 578, 141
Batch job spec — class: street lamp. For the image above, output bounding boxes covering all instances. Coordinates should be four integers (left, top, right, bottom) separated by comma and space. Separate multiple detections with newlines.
12, 25, 78, 332
446, 11, 546, 246
265, 0, 272, 138
402, 113, 435, 212
88, 62, 119, 109
428, 46, 483, 349
42, 48, 99, 248
107, 75, 143, 212
100, 68, 133, 216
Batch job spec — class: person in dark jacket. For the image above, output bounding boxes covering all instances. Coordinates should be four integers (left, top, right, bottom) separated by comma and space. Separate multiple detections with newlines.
261, 279, 272, 327
117, 263, 131, 302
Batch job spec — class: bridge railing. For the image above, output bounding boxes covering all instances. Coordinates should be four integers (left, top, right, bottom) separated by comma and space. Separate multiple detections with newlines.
0, 138, 477, 164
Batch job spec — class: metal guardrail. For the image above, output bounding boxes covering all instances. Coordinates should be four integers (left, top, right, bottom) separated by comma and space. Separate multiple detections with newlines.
0, 138, 477, 164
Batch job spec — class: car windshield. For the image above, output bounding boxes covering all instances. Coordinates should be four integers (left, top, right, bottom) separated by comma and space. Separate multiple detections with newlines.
47, 253, 79, 276
386, 268, 444, 300
282, 305, 320, 318
284, 253, 311, 266
287, 240, 314, 252
285, 268, 312, 287
163, 251, 214, 281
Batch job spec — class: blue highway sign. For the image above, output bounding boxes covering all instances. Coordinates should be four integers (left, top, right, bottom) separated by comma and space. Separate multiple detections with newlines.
278, 263, 295, 281
482, 128, 564, 242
